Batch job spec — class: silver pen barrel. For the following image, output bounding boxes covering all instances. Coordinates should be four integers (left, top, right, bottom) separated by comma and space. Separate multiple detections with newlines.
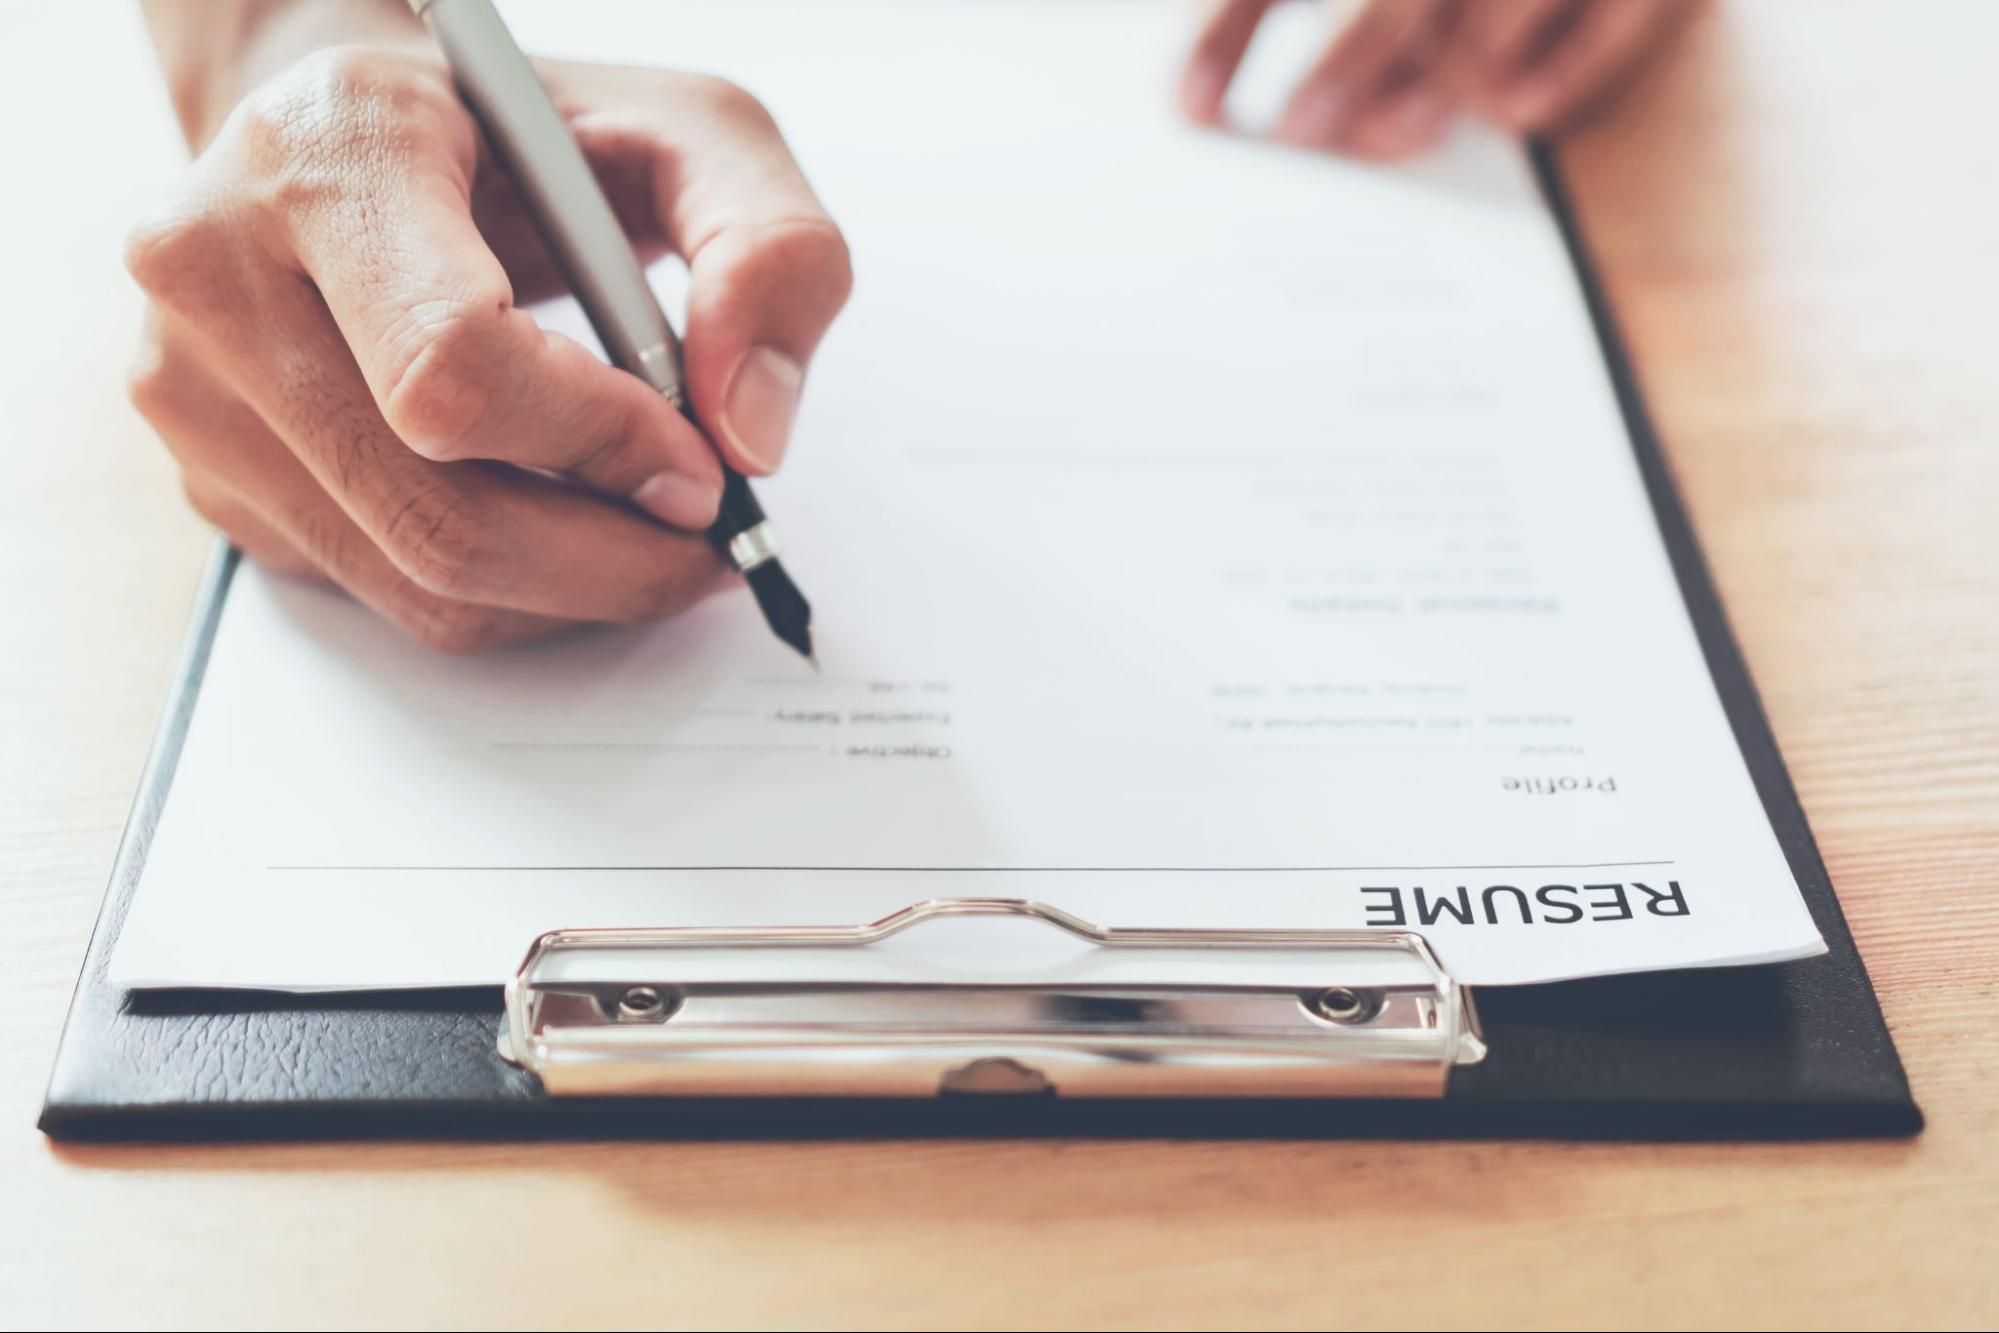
410, 0, 686, 403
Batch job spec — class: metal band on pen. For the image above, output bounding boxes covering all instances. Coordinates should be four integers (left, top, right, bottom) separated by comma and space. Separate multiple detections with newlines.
727, 523, 781, 572
635, 343, 686, 407
635, 333, 780, 575
630, 338, 779, 571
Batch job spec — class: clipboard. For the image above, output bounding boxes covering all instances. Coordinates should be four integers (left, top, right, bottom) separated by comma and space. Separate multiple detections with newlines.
37, 145, 1920, 1141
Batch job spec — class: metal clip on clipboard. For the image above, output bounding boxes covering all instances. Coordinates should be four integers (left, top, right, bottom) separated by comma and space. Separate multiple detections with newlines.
501, 898, 1486, 1100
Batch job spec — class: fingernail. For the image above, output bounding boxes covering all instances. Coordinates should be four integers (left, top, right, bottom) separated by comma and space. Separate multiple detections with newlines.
719, 346, 805, 473
632, 470, 723, 530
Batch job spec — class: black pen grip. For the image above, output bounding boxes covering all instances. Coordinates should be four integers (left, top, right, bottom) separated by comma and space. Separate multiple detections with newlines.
708, 467, 766, 558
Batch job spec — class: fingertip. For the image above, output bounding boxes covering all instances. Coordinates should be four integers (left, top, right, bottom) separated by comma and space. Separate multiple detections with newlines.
1177, 60, 1231, 125
523, 331, 729, 517
679, 219, 846, 475
632, 469, 724, 530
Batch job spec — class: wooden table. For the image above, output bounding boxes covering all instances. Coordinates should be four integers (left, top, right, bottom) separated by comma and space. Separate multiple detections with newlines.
3, 3, 1994, 1327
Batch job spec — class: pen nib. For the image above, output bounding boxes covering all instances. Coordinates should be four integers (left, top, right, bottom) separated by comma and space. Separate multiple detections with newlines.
743, 559, 815, 665
807, 652, 822, 674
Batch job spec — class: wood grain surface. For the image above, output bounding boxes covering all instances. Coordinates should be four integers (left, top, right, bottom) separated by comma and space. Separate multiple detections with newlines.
2, 3, 1994, 1329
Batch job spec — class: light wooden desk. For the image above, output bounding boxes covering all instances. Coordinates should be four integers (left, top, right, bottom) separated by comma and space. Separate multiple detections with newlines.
3, 3, 1994, 1328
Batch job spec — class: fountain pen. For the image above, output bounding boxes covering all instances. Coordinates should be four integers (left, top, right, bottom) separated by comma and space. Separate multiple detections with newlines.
410, 0, 815, 664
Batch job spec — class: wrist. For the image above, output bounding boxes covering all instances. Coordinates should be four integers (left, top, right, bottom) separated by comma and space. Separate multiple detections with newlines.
141, 0, 421, 148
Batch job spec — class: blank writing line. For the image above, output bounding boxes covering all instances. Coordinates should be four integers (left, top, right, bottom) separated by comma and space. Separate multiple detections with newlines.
267, 859, 1678, 873
491, 741, 820, 754
1251, 742, 1585, 752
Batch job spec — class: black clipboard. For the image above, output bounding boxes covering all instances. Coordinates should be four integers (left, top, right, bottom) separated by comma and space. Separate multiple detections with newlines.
38, 145, 1920, 1141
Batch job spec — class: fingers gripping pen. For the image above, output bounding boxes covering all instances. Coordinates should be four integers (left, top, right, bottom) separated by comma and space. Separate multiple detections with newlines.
411, 0, 816, 663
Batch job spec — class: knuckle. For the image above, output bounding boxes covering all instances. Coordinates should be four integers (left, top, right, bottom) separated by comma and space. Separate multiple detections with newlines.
379, 303, 511, 459
773, 219, 855, 310
299, 43, 409, 100
682, 74, 777, 132
706, 217, 854, 315
123, 333, 177, 423
311, 44, 461, 143
180, 475, 229, 529
233, 45, 464, 213
249, 45, 426, 148
231, 81, 312, 176
233, 57, 369, 182
123, 202, 228, 306
378, 479, 500, 600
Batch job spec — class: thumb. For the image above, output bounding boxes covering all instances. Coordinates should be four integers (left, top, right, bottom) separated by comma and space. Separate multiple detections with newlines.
631, 77, 853, 475
684, 214, 853, 475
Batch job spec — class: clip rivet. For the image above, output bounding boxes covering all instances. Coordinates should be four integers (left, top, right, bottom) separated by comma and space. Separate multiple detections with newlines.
1312, 987, 1381, 1025
614, 986, 673, 1022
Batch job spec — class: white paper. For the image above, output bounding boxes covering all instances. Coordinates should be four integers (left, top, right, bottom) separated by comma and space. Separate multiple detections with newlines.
109, 0, 1826, 990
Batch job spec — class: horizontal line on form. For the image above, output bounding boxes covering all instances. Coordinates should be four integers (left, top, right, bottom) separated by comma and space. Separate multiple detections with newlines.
265, 860, 1679, 874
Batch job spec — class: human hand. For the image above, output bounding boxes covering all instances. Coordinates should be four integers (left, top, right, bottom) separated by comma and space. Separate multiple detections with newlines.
1178, 0, 1692, 160
127, 43, 850, 651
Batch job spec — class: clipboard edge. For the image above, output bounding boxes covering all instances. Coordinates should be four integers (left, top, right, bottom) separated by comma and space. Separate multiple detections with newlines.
1522, 137, 1917, 1126
39, 543, 240, 1135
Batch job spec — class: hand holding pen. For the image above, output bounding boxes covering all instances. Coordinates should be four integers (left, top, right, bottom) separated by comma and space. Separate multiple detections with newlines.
124, 0, 848, 654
